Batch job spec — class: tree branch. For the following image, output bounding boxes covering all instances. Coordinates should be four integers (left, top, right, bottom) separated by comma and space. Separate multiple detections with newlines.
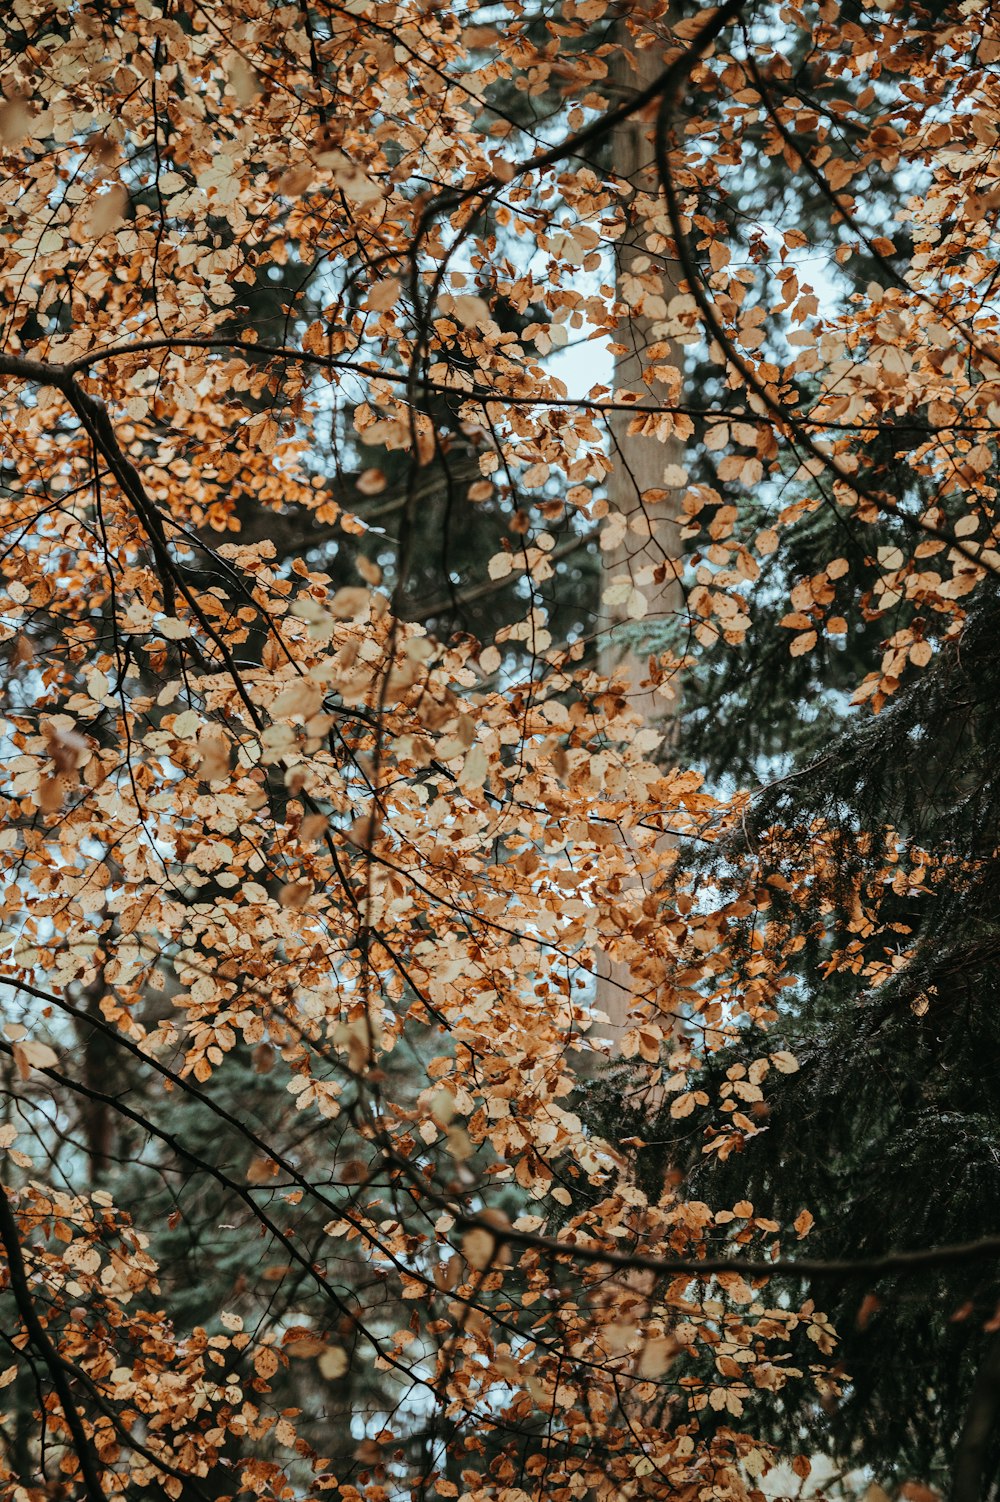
951, 1332, 1000, 1502
0, 1177, 108, 1502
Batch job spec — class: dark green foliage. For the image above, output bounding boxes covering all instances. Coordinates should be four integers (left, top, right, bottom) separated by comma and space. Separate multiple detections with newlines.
687, 969, 1000, 1496
591, 590, 1000, 1493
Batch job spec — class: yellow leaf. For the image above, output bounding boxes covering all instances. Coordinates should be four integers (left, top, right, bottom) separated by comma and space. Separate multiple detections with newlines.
227, 55, 263, 105
459, 744, 487, 789
356, 467, 387, 495
12, 1040, 58, 1080
318, 1346, 349, 1380
87, 184, 128, 238
253, 1347, 280, 1380
770, 1050, 800, 1074
366, 278, 400, 313
314, 149, 382, 205
638, 1334, 680, 1377
271, 680, 325, 719
462, 1228, 496, 1270
451, 294, 490, 328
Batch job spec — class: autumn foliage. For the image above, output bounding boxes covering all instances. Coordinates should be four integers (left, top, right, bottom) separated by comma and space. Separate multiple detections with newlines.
1, 0, 999, 1499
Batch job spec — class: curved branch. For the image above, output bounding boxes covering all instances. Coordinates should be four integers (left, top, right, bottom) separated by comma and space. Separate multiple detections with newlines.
0, 1176, 107, 1502
651, 54, 1000, 584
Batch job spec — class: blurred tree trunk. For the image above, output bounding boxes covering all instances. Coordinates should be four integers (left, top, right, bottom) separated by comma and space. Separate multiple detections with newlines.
597, 7, 686, 1045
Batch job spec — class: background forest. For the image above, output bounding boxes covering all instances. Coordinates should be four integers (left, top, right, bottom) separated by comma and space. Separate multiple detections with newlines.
0, 1, 999, 1501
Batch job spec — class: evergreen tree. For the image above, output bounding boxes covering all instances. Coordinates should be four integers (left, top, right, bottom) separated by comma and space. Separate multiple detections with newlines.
583, 2, 1000, 1494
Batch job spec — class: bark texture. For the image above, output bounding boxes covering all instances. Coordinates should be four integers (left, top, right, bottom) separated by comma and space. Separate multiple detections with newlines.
597, 8, 686, 1043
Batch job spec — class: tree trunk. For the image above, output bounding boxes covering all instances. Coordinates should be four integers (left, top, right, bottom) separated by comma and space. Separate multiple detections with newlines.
952, 1333, 1000, 1502
596, 6, 686, 1045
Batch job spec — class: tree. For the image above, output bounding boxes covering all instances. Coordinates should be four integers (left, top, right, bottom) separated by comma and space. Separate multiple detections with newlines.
1, 2, 1000, 1501
585, 4, 1000, 1496
595, 2, 688, 1042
